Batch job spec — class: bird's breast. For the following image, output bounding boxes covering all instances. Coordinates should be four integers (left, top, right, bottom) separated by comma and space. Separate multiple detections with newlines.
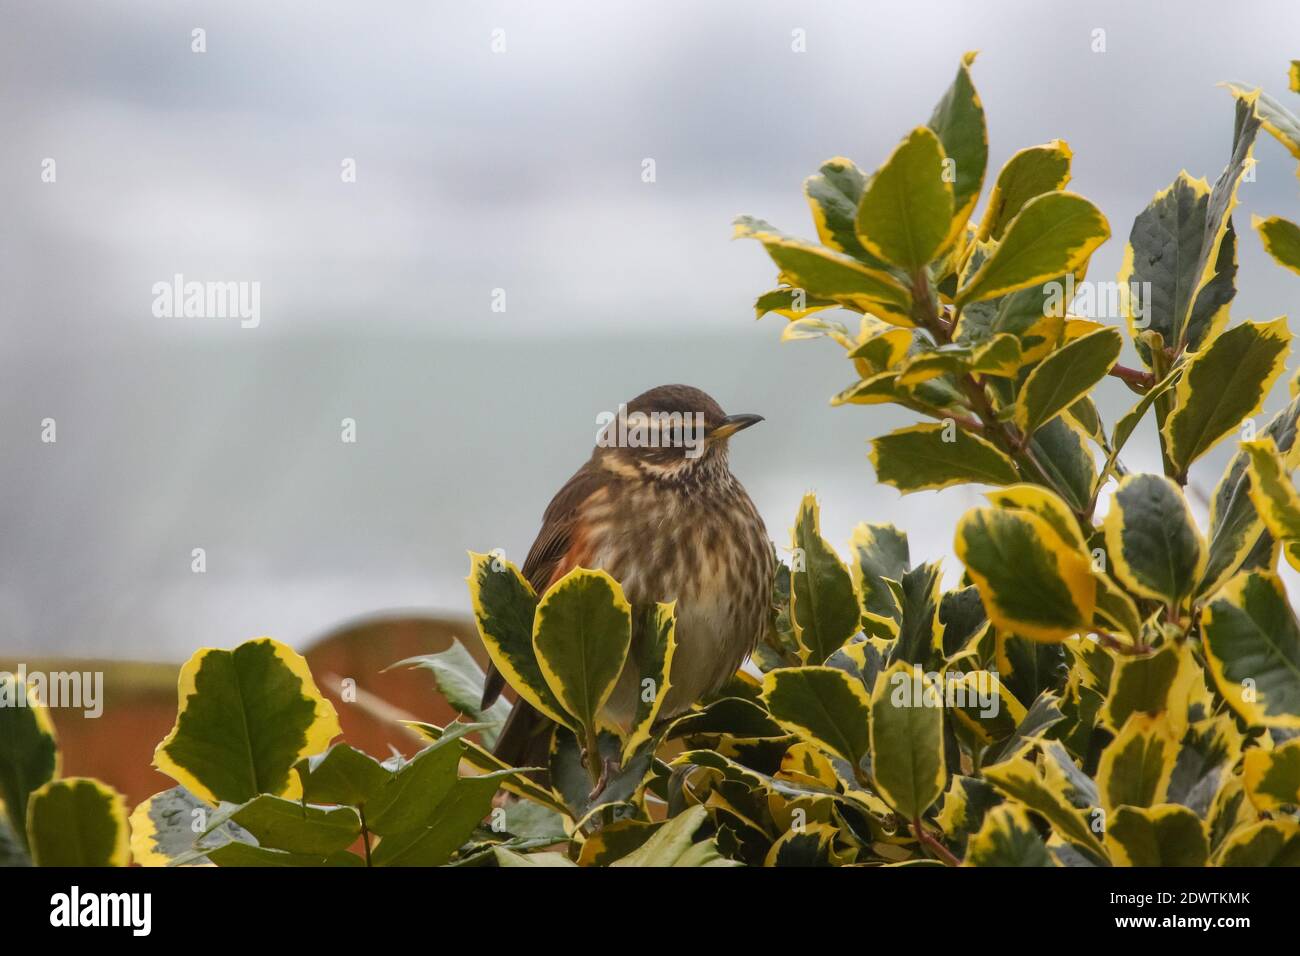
577, 477, 773, 727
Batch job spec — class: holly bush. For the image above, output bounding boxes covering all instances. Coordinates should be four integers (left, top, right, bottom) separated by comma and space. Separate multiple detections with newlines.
446, 52, 1300, 867
5, 55, 1300, 869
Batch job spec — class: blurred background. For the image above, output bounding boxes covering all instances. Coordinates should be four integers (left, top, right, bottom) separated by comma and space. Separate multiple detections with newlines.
4, 2, 1300, 790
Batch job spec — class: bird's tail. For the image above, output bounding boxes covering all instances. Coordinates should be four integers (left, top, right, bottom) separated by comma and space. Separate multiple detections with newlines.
492, 697, 553, 782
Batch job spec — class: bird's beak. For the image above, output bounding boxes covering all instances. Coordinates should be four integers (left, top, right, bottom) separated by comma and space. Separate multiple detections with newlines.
708, 413, 765, 441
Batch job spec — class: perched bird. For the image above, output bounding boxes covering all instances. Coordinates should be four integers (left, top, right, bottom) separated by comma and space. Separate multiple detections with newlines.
482, 384, 775, 783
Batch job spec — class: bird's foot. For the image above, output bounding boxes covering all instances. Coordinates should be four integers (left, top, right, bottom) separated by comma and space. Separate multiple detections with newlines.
586, 756, 621, 803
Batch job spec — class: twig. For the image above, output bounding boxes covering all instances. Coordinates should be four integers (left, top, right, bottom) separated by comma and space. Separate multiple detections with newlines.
1094, 630, 1151, 656
1107, 363, 1155, 393
912, 817, 962, 867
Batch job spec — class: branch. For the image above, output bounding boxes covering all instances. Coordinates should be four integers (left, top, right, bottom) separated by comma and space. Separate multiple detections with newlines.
939, 411, 984, 432
1094, 629, 1151, 657
1107, 363, 1155, 393
912, 817, 962, 867
925, 303, 1077, 505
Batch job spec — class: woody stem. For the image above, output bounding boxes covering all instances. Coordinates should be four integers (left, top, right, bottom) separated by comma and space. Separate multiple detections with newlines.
1107, 363, 1155, 392
913, 817, 962, 867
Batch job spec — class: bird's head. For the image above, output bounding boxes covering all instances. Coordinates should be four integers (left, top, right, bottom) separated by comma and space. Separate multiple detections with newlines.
594, 384, 763, 479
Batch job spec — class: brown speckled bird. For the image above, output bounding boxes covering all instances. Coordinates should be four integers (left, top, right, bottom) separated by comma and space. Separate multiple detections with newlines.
482, 384, 774, 777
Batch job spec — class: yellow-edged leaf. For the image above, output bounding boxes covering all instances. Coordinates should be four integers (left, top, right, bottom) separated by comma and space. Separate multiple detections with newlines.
854, 127, 954, 271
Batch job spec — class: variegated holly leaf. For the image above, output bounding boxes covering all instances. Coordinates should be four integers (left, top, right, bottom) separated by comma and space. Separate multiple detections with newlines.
937, 774, 1002, 854
825, 639, 886, 703
129, 786, 248, 867
1242, 436, 1300, 561
622, 603, 677, 761
754, 286, 839, 320
1105, 804, 1208, 866
532, 567, 632, 737
963, 804, 1054, 867
848, 316, 915, 371
1014, 328, 1122, 437
27, 778, 129, 867
1028, 415, 1096, 514
954, 505, 1095, 642
761, 666, 871, 771
1214, 819, 1300, 866
946, 670, 1026, 753
855, 127, 954, 272
1224, 80, 1300, 162
1254, 214, 1300, 276
956, 192, 1109, 307
1096, 714, 1178, 812
1167, 714, 1244, 819
781, 316, 854, 347
870, 423, 1020, 492
887, 562, 944, 667
1243, 738, 1300, 813
467, 550, 569, 726
848, 522, 910, 638
804, 157, 880, 265
1118, 173, 1237, 360
789, 493, 860, 664
939, 584, 988, 657
667, 696, 785, 741
574, 818, 658, 866
831, 371, 905, 407
982, 690, 1065, 766
976, 140, 1072, 243
734, 216, 913, 325
927, 51, 987, 248
1199, 395, 1300, 597
895, 341, 1011, 386
982, 755, 1107, 862
984, 483, 1087, 550
1102, 474, 1206, 607
610, 805, 739, 867
1209, 769, 1255, 859
0, 671, 58, 852
869, 661, 945, 819
1201, 571, 1300, 728
1162, 317, 1291, 480
1141, 92, 1257, 356
764, 823, 846, 867
964, 279, 1066, 365
996, 635, 1068, 707
153, 638, 341, 806
1099, 642, 1197, 736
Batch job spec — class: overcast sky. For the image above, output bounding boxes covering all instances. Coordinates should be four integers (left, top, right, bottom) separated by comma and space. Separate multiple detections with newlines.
4, 0, 1300, 659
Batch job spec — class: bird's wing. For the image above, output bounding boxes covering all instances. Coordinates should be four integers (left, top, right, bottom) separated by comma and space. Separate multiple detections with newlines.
480, 459, 610, 710
521, 460, 608, 591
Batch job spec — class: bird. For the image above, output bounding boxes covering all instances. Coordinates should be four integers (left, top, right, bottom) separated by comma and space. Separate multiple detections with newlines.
481, 384, 775, 788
